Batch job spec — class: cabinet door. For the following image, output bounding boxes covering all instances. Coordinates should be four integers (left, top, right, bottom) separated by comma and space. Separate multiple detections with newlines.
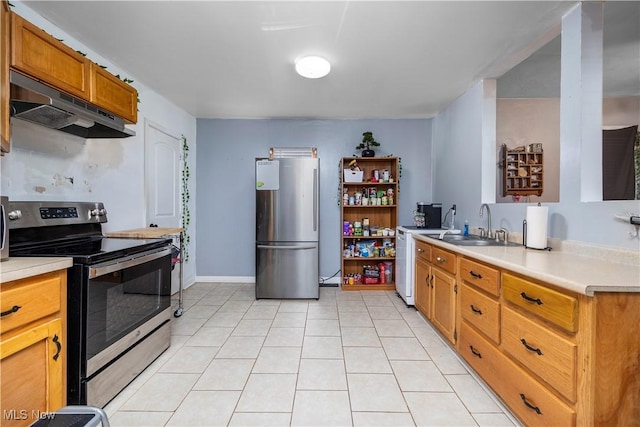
431, 268, 456, 344
11, 13, 90, 99
415, 258, 431, 319
1, 1, 10, 153
1, 319, 65, 426
90, 63, 137, 124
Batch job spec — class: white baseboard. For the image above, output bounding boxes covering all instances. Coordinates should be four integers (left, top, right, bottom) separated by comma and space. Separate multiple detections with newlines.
195, 276, 255, 283
194, 276, 341, 285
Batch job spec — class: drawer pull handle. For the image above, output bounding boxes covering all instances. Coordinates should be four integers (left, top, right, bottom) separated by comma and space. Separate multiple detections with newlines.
436, 256, 446, 263
469, 345, 482, 358
520, 292, 543, 305
417, 248, 424, 253
1, 305, 22, 317
469, 270, 483, 279
470, 305, 483, 315
52, 334, 61, 361
520, 393, 542, 415
429, 274, 434, 288
520, 338, 543, 356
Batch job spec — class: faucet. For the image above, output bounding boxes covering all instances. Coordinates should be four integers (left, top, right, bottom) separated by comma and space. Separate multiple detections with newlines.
495, 227, 509, 244
438, 229, 456, 239
479, 203, 492, 239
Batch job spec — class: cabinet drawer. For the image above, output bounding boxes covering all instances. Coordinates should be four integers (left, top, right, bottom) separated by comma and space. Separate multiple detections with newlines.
502, 273, 578, 333
460, 258, 499, 296
415, 240, 431, 263
502, 306, 577, 402
460, 322, 575, 426
431, 246, 456, 275
1, 273, 62, 335
461, 284, 500, 343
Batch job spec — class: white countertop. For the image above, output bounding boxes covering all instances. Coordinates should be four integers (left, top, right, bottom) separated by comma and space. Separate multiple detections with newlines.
414, 235, 640, 296
1, 257, 73, 284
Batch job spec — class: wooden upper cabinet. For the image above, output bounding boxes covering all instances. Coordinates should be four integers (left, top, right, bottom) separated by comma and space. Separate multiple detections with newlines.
90, 63, 137, 124
1, 1, 10, 153
10, 12, 138, 125
11, 12, 90, 100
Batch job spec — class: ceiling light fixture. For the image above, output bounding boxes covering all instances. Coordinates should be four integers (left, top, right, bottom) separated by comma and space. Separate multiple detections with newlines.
295, 56, 331, 79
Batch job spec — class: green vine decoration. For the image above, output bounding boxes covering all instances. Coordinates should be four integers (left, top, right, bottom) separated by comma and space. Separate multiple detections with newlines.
181, 135, 191, 262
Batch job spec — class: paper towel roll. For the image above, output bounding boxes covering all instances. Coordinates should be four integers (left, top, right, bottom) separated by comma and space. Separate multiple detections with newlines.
526, 205, 548, 249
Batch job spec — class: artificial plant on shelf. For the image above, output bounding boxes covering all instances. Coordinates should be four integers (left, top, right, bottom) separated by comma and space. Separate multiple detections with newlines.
355, 131, 380, 157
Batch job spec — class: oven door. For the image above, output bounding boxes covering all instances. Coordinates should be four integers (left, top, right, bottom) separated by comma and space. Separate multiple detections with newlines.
85, 247, 172, 377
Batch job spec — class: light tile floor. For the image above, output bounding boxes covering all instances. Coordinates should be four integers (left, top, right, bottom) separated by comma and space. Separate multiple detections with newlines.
104, 283, 520, 427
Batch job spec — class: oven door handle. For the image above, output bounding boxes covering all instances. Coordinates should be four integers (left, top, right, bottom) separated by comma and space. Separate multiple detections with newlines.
89, 247, 172, 279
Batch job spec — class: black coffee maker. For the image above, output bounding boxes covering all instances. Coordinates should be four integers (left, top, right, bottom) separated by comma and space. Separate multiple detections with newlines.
416, 202, 442, 229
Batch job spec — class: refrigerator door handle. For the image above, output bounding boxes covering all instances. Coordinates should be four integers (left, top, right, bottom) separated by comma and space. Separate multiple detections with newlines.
313, 168, 318, 232
257, 244, 317, 250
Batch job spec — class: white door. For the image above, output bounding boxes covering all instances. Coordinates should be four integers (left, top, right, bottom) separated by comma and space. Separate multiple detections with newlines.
145, 120, 182, 294
144, 119, 181, 228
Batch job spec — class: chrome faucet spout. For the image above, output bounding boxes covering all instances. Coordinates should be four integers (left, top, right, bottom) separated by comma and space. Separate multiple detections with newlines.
479, 203, 492, 239
438, 229, 455, 239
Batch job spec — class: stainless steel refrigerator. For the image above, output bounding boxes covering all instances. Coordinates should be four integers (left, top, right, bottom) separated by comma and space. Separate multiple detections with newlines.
255, 154, 319, 299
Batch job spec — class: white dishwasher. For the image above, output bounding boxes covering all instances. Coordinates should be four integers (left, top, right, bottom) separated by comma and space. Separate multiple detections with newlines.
395, 226, 459, 306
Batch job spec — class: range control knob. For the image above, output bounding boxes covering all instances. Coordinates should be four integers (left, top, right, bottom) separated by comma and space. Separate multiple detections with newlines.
90, 208, 107, 217
8, 210, 22, 220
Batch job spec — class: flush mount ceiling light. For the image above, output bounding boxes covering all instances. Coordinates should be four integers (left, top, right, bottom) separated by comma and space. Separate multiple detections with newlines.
295, 56, 331, 79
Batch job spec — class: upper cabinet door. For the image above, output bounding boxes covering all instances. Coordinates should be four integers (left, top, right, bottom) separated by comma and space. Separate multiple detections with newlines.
10, 13, 90, 100
1, 1, 10, 153
90, 63, 138, 124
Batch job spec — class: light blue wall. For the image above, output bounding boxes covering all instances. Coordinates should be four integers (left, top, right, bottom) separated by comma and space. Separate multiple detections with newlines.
432, 4, 640, 251
195, 119, 432, 279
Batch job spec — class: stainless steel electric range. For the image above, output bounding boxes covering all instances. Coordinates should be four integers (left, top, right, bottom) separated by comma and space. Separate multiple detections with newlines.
8, 201, 173, 408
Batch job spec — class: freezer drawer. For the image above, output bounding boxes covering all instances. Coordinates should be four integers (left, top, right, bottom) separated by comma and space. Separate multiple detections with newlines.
256, 242, 319, 299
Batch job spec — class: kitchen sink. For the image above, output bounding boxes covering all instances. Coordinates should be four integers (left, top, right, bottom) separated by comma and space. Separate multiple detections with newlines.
426, 234, 521, 247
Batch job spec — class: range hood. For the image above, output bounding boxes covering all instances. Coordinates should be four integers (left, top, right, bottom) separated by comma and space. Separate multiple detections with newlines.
9, 71, 135, 139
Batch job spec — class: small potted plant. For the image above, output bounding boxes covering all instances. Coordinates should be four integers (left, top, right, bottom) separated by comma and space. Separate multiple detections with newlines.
356, 131, 380, 157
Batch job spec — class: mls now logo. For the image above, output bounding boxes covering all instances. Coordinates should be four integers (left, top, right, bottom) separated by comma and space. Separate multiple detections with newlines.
34, 410, 57, 421
2, 409, 56, 421
3, 409, 28, 420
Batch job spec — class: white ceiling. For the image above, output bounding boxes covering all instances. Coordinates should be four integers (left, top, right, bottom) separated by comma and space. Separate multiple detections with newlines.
22, 1, 582, 119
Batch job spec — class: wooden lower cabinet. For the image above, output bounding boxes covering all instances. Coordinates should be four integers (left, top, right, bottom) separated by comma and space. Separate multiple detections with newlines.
460, 322, 575, 426
1, 319, 64, 426
414, 240, 457, 344
413, 242, 640, 426
431, 267, 456, 343
0, 270, 67, 426
460, 283, 500, 344
414, 257, 431, 319
501, 306, 577, 402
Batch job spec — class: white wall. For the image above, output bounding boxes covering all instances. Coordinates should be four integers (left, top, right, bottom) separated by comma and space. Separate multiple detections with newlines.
0, 3, 198, 286
432, 4, 640, 251
496, 98, 560, 204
